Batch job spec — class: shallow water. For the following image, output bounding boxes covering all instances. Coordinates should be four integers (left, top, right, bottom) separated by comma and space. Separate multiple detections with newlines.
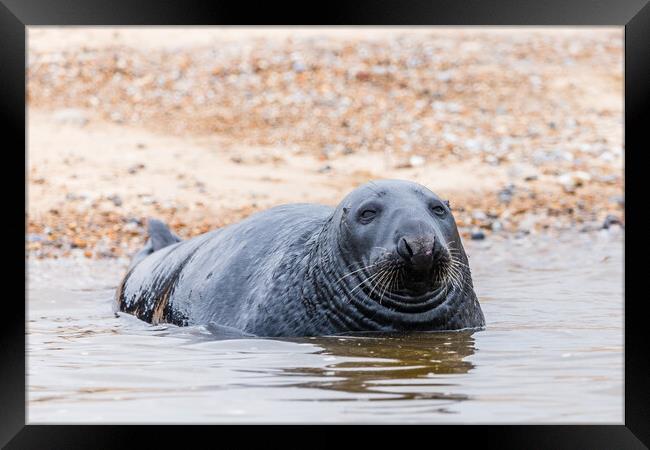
27, 231, 624, 423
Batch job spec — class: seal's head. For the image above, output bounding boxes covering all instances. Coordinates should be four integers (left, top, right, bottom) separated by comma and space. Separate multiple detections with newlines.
333, 179, 468, 298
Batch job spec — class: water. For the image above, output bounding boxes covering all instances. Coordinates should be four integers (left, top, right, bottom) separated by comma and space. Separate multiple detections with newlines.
27, 231, 624, 423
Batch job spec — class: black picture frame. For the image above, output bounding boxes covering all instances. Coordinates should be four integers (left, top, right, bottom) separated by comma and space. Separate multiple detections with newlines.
5, 0, 649, 447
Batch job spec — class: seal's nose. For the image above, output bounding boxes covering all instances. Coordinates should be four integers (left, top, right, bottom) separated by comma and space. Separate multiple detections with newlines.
397, 235, 435, 273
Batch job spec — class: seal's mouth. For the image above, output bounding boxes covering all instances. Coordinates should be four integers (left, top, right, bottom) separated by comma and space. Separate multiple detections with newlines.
402, 256, 452, 292
354, 249, 460, 299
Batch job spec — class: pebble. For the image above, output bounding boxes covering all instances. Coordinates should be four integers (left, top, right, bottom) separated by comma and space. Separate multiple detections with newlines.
470, 230, 486, 240
602, 214, 622, 229
409, 155, 425, 167
52, 108, 88, 126
472, 211, 487, 221
609, 195, 624, 207
110, 112, 124, 123
580, 222, 600, 233
597, 175, 619, 184
497, 185, 515, 204
107, 195, 123, 207
515, 230, 531, 239
123, 222, 140, 232
291, 61, 306, 73
128, 163, 146, 174
65, 193, 87, 201
558, 171, 590, 193
559, 171, 591, 190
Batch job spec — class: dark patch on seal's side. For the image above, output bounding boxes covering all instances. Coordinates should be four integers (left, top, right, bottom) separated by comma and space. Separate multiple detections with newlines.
114, 266, 135, 314
118, 246, 201, 326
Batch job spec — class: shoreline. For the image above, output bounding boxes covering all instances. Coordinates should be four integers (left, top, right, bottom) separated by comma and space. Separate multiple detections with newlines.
27, 28, 623, 259
26, 110, 623, 260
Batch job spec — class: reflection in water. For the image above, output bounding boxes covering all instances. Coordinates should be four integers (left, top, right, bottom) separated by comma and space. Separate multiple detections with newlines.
27, 234, 624, 423
275, 332, 475, 403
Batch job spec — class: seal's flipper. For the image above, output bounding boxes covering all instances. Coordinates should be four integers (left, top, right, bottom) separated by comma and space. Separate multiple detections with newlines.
128, 218, 182, 269
148, 218, 182, 251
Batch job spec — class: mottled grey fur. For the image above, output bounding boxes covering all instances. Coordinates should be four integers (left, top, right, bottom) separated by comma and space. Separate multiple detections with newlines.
116, 180, 485, 337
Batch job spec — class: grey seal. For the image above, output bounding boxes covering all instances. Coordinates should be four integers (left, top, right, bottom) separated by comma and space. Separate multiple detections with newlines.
116, 179, 485, 337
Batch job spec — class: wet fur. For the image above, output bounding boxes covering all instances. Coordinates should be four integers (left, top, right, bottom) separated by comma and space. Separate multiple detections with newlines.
116, 180, 485, 336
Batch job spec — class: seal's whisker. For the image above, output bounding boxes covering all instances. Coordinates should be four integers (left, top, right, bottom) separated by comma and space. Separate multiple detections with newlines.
395, 266, 405, 291
377, 270, 391, 305
347, 267, 385, 293
374, 265, 398, 298
447, 261, 466, 292
448, 269, 460, 291
447, 250, 465, 261
383, 271, 398, 304
448, 255, 470, 268
362, 269, 386, 301
447, 240, 461, 249
450, 253, 468, 274
446, 243, 464, 256
335, 261, 384, 283
380, 268, 398, 305
347, 268, 387, 297
368, 268, 393, 300
434, 265, 443, 287
443, 272, 457, 292
437, 257, 462, 292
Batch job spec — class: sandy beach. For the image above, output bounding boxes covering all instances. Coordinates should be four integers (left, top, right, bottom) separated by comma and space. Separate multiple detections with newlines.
26, 27, 624, 259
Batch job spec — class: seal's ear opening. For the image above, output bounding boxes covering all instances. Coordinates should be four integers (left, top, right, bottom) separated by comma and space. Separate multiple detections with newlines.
444, 200, 451, 210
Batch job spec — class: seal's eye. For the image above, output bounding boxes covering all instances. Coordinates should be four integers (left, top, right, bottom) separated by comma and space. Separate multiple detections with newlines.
431, 205, 446, 216
359, 209, 377, 223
